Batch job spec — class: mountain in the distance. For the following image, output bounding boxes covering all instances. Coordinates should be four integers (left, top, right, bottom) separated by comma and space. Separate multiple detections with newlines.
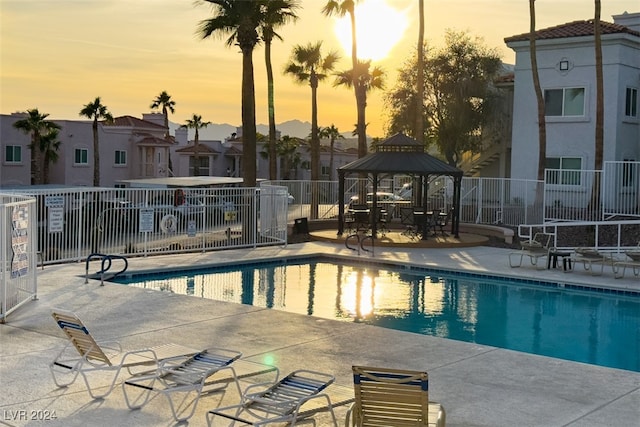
169, 119, 315, 141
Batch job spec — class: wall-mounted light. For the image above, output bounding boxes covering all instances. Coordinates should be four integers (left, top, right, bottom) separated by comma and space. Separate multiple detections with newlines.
559, 60, 569, 71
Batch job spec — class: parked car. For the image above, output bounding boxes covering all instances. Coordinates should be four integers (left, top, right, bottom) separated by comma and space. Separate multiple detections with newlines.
146, 193, 205, 232
199, 194, 237, 222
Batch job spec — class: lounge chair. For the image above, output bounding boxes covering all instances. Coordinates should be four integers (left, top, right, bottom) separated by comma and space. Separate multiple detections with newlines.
122, 347, 243, 422
509, 232, 553, 269
345, 365, 446, 427
571, 248, 616, 276
206, 369, 339, 426
613, 248, 640, 279
50, 309, 199, 399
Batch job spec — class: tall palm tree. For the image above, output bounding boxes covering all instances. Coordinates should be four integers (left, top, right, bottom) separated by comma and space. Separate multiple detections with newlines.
334, 60, 385, 116
79, 97, 113, 187
415, 0, 425, 142
591, 0, 604, 212
12, 109, 61, 185
322, 1, 367, 159
181, 114, 211, 176
150, 90, 176, 174
260, 0, 300, 181
319, 124, 344, 181
528, 1, 546, 183
284, 41, 339, 218
41, 128, 62, 185
197, 0, 265, 187
150, 90, 176, 135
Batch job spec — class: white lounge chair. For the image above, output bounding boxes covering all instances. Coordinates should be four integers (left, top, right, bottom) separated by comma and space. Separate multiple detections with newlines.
50, 309, 199, 399
509, 233, 553, 269
571, 248, 616, 276
206, 369, 339, 426
122, 347, 244, 422
613, 248, 640, 279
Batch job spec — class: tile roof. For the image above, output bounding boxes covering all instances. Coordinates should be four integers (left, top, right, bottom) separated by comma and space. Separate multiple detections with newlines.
109, 115, 166, 129
137, 136, 173, 146
504, 19, 640, 43
175, 144, 220, 154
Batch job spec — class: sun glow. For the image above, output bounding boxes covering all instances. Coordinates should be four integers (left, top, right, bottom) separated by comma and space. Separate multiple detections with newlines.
334, 0, 409, 61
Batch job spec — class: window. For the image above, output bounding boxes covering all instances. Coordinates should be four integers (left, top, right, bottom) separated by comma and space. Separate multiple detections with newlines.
544, 88, 585, 116
622, 159, 637, 187
5, 146, 21, 163
625, 87, 638, 118
321, 165, 330, 176
546, 157, 582, 185
189, 156, 209, 176
115, 150, 127, 165
74, 148, 88, 165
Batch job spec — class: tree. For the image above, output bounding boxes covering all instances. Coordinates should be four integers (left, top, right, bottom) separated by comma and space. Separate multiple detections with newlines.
79, 97, 113, 187
591, 0, 604, 212
322, 1, 367, 159
529, 0, 547, 182
260, 135, 303, 180
334, 59, 385, 119
197, 0, 265, 187
40, 128, 62, 184
12, 108, 61, 185
181, 114, 211, 176
284, 41, 339, 218
150, 90, 176, 173
415, 0, 425, 141
260, 0, 300, 180
385, 30, 501, 167
318, 124, 344, 180
150, 90, 176, 135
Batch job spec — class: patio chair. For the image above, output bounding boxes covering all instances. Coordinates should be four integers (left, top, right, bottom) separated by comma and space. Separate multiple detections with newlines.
571, 248, 617, 276
122, 347, 244, 422
613, 246, 640, 279
206, 369, 339, 427
399, 206, 418, 240
509, 233, 553, 269
345, 365, 446, 427
50, 309, 200, 399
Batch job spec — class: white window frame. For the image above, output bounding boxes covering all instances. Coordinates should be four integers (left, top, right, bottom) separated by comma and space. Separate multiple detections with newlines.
5, 145, 22, 164
74, 148, 89, 165
544, 87, 586, 117
625, 87, 638, 118
545, 157, 583, 186
115, 150, 127, 166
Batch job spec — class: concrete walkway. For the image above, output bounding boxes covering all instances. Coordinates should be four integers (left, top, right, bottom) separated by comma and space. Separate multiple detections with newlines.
1, 242, 639, 427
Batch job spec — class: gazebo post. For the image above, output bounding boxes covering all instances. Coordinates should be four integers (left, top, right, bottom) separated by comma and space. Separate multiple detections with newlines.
421, 174, 429, 241
371, 174, 378, 239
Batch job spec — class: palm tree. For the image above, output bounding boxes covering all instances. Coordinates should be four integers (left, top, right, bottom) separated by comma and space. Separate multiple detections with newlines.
41, 128, 62, 185
322, 1, 367, 159
79, 97, 113, 187
181, 114, 211, 176
334, 60, 385, 118
528, 1, 546, 183
591, 0, 604, 212
197, 0, 265, 187
12, 108, 61, 185
150, 90, 176, 135
284, 41, 339, 218
415, 0, 425, 142
318, 124, 344, 181
260, 0, 300, 180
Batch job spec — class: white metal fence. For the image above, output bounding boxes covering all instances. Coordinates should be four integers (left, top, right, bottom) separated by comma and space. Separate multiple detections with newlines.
2, 186, 289, 266
1, 193, 37, 323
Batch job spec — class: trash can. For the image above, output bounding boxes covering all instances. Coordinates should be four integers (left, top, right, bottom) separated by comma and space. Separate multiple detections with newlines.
293, 217, 309, 235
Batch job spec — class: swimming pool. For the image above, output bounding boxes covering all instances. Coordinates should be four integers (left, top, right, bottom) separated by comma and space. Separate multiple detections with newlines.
112, 257, 640, 372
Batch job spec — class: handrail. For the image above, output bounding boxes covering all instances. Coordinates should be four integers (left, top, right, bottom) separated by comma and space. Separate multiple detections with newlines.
85, 253, 128, 285
344, 233, 374, 256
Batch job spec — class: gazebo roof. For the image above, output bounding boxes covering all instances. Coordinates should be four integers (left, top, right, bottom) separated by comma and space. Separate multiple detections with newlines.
338, 133, 463, 176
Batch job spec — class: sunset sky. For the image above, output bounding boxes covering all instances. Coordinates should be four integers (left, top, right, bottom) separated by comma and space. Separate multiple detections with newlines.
1, 0, 637, 138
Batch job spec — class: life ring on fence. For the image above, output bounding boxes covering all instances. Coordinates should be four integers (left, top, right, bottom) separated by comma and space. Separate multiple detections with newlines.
160, 214, 178, 233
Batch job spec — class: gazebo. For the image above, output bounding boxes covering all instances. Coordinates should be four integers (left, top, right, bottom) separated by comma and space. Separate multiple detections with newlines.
337, 133, 464, 239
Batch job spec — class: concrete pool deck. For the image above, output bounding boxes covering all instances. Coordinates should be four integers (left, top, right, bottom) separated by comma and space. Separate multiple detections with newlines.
1, 242, 639, 427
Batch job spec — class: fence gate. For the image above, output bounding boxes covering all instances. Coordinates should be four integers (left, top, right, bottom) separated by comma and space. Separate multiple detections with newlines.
1, 194, 37, 323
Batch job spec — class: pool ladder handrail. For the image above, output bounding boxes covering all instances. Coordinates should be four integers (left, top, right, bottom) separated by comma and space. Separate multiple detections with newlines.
85, 253, 129, 286
345, 233, 374, 256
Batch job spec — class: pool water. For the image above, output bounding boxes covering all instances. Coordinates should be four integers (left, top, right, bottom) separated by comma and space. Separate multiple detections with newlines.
112, 259, 640, 372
